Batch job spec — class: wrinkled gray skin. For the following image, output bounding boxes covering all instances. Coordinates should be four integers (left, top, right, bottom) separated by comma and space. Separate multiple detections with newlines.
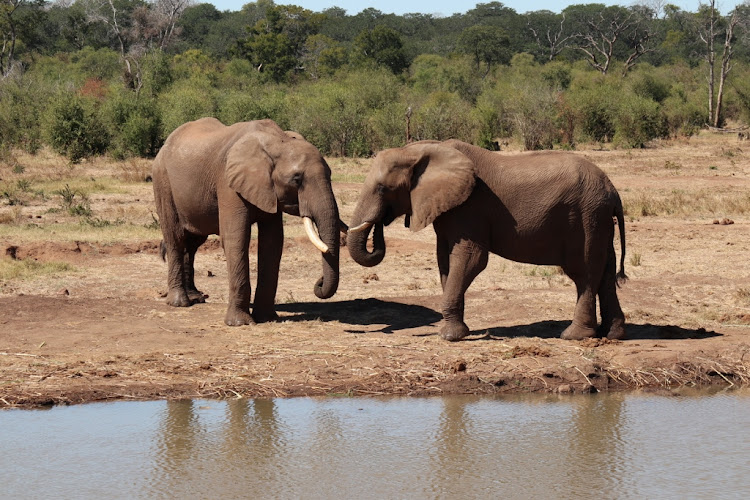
347, 140, 627, 341
153, 118, 340, 326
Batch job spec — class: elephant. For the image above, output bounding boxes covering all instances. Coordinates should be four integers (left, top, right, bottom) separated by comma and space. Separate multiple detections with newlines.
346, 139, 627, 341
152, 118, 341, 326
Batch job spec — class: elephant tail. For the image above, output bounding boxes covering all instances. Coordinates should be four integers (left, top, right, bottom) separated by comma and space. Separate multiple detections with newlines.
614, 193, 628, 287
159, 240, 167, 262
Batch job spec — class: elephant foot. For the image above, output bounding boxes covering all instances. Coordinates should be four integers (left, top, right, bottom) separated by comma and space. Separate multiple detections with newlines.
561, 322, 597, 340
166, 289, 192, 308
224, 308, 254, 326
187, 289, 207, 304
253, 309, 279, 323
602, 318, 626, 340
440, 321, 470, 342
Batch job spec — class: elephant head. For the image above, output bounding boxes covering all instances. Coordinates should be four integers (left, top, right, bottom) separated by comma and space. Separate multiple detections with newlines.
347, 142, 475, 267
226, 124, 340, 299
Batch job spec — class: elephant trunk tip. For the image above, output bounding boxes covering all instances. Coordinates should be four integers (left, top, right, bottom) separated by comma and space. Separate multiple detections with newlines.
314, 275, 338, 299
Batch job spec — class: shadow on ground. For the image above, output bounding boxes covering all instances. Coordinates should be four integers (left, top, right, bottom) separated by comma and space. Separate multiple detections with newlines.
276, 298, 442, 334
471, 321, 721, 341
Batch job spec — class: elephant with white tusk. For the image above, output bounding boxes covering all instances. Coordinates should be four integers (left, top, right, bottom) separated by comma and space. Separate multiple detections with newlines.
347, 139, 627, 341
153, 118, 341, 326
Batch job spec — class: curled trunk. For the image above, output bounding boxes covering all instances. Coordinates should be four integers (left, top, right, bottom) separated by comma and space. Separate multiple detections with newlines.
346, 220, 385, 267
307, 190, 340, 299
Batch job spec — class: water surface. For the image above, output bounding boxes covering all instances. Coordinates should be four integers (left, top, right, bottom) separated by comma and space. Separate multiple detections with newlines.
2, 391, 749, 498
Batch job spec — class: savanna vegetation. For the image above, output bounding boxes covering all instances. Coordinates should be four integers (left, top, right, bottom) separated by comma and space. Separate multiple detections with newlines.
0, 0, 749, 164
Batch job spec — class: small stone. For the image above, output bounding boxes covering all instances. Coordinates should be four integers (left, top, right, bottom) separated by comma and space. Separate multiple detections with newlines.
557, 384, 572, 394
58, 288, 69, 296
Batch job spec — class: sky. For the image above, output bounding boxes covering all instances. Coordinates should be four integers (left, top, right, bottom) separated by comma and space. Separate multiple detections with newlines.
207, 0, 704, 16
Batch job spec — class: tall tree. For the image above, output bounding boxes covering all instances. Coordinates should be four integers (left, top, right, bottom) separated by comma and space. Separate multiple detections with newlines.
1, 0, 43, 77
569, 4, 656, 76
458, 24, 511, 77
238, 3, 321, 82
696, 0, 746, 127
353, 24, 408, 74
527, 11, 576, 61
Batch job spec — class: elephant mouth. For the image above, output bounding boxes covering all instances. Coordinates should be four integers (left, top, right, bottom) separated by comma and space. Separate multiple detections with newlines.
382, 206, 396, 226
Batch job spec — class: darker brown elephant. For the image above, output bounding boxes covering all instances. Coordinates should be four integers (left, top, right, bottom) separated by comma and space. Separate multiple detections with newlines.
347, 140, 627, 341
152, 118, 341, 326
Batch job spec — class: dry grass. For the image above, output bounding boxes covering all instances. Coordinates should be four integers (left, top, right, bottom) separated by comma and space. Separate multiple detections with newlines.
622, 188, 750, 218
0, 258, 75, 282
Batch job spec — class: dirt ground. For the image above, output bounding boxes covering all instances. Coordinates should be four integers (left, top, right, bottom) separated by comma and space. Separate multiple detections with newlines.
2, 132, 750, 408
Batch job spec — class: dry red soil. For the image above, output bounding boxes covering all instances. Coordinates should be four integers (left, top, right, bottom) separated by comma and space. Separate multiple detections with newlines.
1, 135, 749, 408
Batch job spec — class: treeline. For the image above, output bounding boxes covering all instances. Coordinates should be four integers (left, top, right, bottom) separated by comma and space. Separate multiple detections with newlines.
1, 0, 750, 162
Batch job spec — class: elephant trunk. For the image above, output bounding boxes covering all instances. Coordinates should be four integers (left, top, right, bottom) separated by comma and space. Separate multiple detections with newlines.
346, 207, 386, 267
307, 190, 340, 300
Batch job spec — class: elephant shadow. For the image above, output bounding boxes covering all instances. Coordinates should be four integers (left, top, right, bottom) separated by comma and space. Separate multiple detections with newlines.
275, 298, 442, 334
474, 321, 722, 341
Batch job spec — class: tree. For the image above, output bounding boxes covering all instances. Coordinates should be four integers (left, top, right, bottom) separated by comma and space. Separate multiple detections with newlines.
458, 24, 511, 77
695, 0, 746, 127
353, 25, 408, 74
301, 33, 346, 79
1, 0, 44, 77
238, 3, 321, 82
527, 11, 576, 61
569, 5, 656, 76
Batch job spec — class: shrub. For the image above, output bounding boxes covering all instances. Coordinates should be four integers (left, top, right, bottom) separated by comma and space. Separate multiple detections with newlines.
568, 78, 619, 143
159, 78, 217, 136
289, 69, 403, 156
411, 91, 474, 142
613, 94, 667, 148
505, 81, 559, 150
42, 92, 109, 162
103, 89, 163, 158
217, 88, 290, 128
0, 75, 48, 153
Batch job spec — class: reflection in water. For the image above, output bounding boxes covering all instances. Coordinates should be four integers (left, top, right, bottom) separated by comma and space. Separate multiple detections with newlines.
1, 391, 749, 498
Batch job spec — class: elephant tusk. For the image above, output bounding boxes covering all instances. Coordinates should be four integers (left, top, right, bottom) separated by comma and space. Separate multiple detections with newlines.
303, 217, 329, 254
348, 221, 374, 233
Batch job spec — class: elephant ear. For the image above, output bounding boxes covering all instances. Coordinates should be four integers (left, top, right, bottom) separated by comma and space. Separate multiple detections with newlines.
225, 133, 278, 214
408, 143, 475, 231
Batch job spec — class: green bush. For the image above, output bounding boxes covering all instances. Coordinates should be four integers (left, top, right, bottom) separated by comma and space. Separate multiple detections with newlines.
159, 78, 217, 136
662, 87, 704, 137
103, 90, 163, 158
568, 76, 619, 143
411, 91, 474, 142
613, 94, 667, 148
289, 69, 403, 156
506, 83, 559, 150
42, 92, 109, 162
0, 76, 48, 153
217, 88, 290, 128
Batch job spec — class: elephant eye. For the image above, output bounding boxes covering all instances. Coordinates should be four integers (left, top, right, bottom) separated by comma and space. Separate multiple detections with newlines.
377, 183, 387, 195
291, 172, 303, 187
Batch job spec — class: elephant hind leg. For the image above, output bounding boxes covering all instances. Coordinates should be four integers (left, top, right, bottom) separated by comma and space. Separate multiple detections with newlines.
184, 232, 208, 304
560, 264, 600, 341
153, 167, 192, 308
597, 241, 626, 340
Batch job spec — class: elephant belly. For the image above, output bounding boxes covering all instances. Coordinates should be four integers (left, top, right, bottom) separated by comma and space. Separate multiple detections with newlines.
172, 190, 220, 236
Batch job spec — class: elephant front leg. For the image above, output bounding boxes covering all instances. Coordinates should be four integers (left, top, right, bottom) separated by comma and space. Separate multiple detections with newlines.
253, 214, 283, 323
220, 206, 254, 326
439, 241, 488, 341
